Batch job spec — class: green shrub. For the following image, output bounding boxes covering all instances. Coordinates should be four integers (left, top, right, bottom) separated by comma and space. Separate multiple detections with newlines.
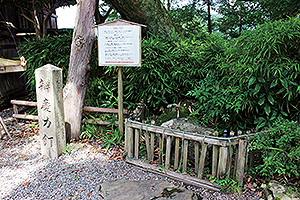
189, 17, 300, 132
249, 119, 300, 179
20, 32, 73, 98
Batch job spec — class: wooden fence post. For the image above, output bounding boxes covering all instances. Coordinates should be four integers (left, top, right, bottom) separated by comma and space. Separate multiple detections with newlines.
212, 131, 218, 177
165, 136, 171, 169
236, 138, 247, 186
217, 146, 228, 179
134, 129, 140, 160
174, 137, 180, 170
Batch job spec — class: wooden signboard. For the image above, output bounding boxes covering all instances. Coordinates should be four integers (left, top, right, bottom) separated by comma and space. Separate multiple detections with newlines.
95, 19, 146, 138
96, 19, 145, 67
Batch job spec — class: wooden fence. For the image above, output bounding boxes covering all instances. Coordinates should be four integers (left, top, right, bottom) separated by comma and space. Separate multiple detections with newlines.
125, 119, 252, 191
10, 100, 128, 125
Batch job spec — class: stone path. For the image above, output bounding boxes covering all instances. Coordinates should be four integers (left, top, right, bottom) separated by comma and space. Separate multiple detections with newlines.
99, 179, 200, 199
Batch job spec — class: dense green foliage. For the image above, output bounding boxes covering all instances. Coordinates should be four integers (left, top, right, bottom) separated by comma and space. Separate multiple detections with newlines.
189, 17, 300, 132
20, 32, 72, 97
249, 119, 300, 179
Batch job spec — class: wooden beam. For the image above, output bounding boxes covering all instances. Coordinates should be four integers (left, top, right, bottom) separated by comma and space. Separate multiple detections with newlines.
126, 159, 221, 192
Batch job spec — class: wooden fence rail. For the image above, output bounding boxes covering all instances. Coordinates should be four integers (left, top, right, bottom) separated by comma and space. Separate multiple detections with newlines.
125, 119, 251, 191
10, 100, 128, 125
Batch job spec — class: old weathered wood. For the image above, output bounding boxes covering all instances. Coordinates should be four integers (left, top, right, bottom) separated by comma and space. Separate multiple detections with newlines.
126, 122, 238, 146
13, 103, 18, 123
182, 139, 189, 173
236, 139, 247, 186
217, 146, 228, 179
0, 116, 12, 139
198, 143, 208, 179
12, 114, 38, 121
234, 130, 242, 175
194, 141, 199, 172
158, 134, 163, 164
150, 132, 155, 161
127, 126, 134, 158
116, 67, 124, 138
174, 137, 180, 170
125, 119, 129, 153
10, 100, 37, 107
63, 0, 97, 141
144, 130, 151, 160
84, 106, 128, 114
82, 118, 118, 125
212, 131, 219, 177
134, 128, 139, 160
165, 136, 171, 169
126, 159, 221, 192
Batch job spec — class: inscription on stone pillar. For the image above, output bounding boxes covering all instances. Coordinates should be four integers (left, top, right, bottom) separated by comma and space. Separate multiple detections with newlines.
35, 64, 66, 158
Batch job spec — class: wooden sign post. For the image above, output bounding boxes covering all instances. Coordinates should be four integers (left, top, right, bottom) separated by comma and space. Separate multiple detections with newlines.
96, 19, 146, 138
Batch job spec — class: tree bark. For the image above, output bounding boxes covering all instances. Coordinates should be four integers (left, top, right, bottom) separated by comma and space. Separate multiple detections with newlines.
63, 0, 96, 141
107, 0, 181, 36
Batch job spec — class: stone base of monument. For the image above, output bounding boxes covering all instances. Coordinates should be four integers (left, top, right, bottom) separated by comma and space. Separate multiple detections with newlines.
98, 180, 200, 199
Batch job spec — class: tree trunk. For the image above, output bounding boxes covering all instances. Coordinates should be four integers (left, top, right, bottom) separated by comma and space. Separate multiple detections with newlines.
63, 0, 96, 141
107, 0, 181, 36
207, 0, 212, 34
32, 4, 41, 39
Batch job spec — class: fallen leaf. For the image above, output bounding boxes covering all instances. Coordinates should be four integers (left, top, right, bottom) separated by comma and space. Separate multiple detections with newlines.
24, 182, 30, 187
42, 155, 48, 159
87, 192, 92, 196
89, 175, 94, 178
70, 195, 77, 199
121, 174, 125, 177
78, 188, 85, 191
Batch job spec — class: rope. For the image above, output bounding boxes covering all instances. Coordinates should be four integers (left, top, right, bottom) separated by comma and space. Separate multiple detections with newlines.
0, 11, 21, 57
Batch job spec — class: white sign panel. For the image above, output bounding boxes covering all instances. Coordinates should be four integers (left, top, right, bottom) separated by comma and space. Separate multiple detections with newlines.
98, 25, 141, 66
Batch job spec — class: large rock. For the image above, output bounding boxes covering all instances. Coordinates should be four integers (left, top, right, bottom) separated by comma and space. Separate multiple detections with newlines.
267, 181, 300, 200
98, 179, 201, 199
161, 118, 215, 136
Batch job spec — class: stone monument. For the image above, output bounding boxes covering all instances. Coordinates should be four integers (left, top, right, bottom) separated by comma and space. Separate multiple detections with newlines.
35, 64, 66, 158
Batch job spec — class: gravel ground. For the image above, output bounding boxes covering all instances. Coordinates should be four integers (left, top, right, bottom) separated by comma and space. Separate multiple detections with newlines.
0, 107, 262, 200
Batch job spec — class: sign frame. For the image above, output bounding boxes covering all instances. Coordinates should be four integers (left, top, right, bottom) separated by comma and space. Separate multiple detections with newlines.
96, 19, 146, 67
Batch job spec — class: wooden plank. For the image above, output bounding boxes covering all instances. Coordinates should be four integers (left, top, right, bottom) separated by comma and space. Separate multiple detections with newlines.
158, 134, 163, 164
144, 130, 151, 161
212, 131, 219, 177
10, 100, 128, 114
0, 116, 12, 139
236, 139, 247, 186
150, 132, 155, 161
174, 137, 180, 170
217, 146, 228, 179
12, 114, 38, 121
126, 122, 238, 146
125, 119, 129, 153
182, 139, 189, 173
165, 136, 171, 169
0, 65, 26, 73
234, 130, 242, 175
198, 143, 208, 179
82, 118, 118, 125
127, 127, 134, 158
10, 100, 37, 107
134, 128, 140, 160
126, 159, 221, 192
84, 106, 128, 114
194, 141, 199, 172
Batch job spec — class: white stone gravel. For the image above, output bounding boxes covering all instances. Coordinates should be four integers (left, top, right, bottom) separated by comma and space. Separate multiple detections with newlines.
0, 108, 262, 200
